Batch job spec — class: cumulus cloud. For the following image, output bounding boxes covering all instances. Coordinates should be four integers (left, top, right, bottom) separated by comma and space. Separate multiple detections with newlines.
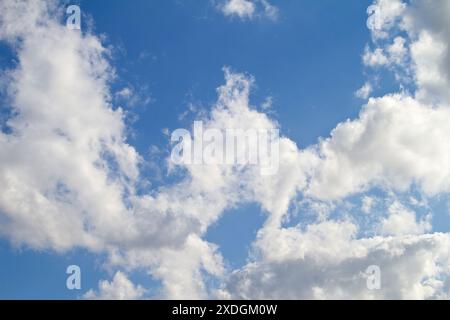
305, 0, 450, 202
0, 0, 140, 252
387, 36, 408, 65
305, 94, 450, 200
0, 0, 227, 298
221, 227, 450, 299
379, 201, 431, 236
220, 0, 255, 19
363, 47, 389, 67
1, 0, 450, 300
220, 0, 450, 300
366, 0, 406, 39
218, 0, 278, 20
84, 272, 146, 300
0, 0, 298, 298
364, 0, 450, 104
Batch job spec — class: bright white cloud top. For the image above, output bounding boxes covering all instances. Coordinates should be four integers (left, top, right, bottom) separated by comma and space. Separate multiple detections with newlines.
0, 0, 450, 299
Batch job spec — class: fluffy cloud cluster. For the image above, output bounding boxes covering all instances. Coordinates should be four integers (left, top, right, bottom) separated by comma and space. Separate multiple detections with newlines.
84, 272, 146, 300
0, 0, 222, 298
363, 0, 450, 105
218, 0, 279, 21
0, 0, 294, 298
222, 228, 450, 299
219, 0, 450, 299
1, 0, 450, 300
0, 0, 139, 252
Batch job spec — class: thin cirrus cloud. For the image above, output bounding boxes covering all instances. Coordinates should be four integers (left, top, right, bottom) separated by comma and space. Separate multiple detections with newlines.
0, 0, 450, 300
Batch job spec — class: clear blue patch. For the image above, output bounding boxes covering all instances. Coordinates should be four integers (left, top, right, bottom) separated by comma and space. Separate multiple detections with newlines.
205, 203, 266, 270
0, 240, 107, 299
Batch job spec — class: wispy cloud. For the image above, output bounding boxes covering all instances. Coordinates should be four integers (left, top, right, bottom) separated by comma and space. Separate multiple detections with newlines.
218, 0, 279, 21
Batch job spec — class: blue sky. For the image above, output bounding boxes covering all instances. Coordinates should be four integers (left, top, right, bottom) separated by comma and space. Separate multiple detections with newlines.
0, 0, 369, 298
1, 0, 450, 299
82, 0, 375, 148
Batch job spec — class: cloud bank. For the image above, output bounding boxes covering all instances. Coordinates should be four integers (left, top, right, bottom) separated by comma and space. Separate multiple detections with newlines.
0, 0, 450, 299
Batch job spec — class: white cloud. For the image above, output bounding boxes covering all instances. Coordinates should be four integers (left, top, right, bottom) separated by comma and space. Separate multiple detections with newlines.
380, 201, 431, 236
109, 234, 225, 299
221, 224, 450, 299
105, 0, 450, 299
84, 272, 146, 300
307, 0, 450, 201
364, 0, 450, 105
355, 82, 373, 99
363, 47, 389, 67
220, 0, 450, 300
0, 0, 140, 252
361, 196, 375, 214
305, 94, 450, 200
366, 0, 406, 39
116, 87, 133, 100
260, 0, 279, 20
387, 36, 408, 65
219, 0, 278, 20
0, 0, 227, 298
221, 0, 255, 19
411, 30, 450, 105
1, 0, 450, 300
0, 0, 303, 297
